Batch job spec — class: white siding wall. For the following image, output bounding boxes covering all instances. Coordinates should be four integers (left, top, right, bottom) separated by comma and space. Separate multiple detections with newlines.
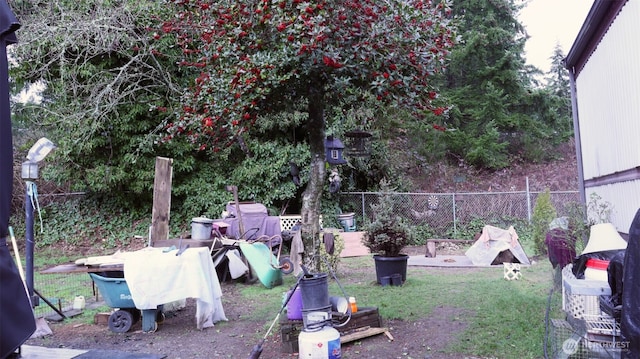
575, 1, 640, 233
576, 0, 640, 180
587, 180, 640, 232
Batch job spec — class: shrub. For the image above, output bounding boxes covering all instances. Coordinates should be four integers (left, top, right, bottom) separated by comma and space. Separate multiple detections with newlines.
361, 179, 412, 256
531, 189, 557, 255
319, 229, 345, 274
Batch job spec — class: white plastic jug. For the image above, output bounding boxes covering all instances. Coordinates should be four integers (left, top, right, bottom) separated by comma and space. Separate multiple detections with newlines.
73, 295, 86, 310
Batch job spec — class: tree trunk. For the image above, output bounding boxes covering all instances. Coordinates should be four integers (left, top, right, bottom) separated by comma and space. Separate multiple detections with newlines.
300, 79, 326, 273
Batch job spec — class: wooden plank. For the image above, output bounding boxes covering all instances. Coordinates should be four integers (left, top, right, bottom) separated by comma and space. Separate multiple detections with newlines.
151, 157, 173, 243
340, 327, 390, 344
426, 241, 436, 257
41, 263, 123, 275
45, 309, 83, 322
150, 238, 214, 249
338, 231, 370, 257
21, 345, 88, 359
335, 306, 382, 333
425, 239, 473, 257
426, 239, 473, 243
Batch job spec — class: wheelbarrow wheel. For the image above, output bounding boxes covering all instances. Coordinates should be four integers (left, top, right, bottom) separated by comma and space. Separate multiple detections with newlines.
108, 309, 134, 333
279, 257, 294, 275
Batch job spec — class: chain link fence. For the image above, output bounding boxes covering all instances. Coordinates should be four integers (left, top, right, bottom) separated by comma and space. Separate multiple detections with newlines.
30, 190, 579, 320
338, 190, 580, 239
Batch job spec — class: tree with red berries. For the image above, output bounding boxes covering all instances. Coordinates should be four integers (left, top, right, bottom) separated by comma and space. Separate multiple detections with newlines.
156, 0, 456, 269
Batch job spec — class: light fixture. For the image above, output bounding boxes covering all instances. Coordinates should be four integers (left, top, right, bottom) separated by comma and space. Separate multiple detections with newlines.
21, 138, 55, 180
22, 137, 55, 308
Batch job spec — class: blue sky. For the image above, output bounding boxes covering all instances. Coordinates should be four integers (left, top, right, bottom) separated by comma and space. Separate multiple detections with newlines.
518, 0, 593, 73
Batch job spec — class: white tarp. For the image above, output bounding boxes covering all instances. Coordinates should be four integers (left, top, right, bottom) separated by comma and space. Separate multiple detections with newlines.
465, 225, 531, 266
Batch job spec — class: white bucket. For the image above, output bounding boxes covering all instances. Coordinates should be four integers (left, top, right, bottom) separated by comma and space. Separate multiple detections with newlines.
191, 217, 214, 240
337, 212, 355, 231
298, 326, 341, 359
329, 296, 348, 314
584, 258, 609, 282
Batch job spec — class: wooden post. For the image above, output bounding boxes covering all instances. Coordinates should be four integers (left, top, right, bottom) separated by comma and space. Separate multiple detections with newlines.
150, 157, 173, 245
226, 185, 245, 239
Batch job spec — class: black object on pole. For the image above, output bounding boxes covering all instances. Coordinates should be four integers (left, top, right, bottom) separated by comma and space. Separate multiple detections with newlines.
0, 1, 37, 357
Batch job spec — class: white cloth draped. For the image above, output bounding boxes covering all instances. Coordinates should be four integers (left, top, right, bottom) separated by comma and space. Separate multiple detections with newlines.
123, 247, 227, 329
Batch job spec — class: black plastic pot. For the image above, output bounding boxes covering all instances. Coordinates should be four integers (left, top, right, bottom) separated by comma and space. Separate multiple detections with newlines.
373, 254, 408, 285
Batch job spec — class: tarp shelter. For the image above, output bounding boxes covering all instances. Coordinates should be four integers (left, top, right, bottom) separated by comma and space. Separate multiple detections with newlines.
0, 2, 37, 357
465, 225, 531, 266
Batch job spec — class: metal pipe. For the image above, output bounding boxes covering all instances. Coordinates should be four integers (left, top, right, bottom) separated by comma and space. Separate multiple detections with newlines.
25, 181, 35, 304
526, 177, 531, 223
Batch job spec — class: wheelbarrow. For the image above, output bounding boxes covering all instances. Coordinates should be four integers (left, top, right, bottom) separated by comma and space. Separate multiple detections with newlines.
89, 272, 164, 333
211, 227, 294, 286
251, 233, 294, 274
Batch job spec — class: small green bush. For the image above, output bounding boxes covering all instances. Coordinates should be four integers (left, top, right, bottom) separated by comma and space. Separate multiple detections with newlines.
531, 189, 557, 255
361, 179, 412, 256
318, 229, 345, 274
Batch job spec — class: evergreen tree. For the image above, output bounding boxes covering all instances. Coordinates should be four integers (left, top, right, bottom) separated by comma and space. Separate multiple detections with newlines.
546, 43, 571, 99
544, 43, 573, 137
431, 0, 568, 169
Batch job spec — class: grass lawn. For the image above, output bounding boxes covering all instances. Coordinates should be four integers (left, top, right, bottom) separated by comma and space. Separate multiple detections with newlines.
32, 245, 557, 358
239, 254, 556, 359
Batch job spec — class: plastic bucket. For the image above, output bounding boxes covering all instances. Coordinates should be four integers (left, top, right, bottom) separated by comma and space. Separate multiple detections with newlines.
286, 287, 303, 320
390, 273, 403, 286
300, 273, 330, 310
329, 296, 348, 314
191, 217, 214, 240
381, 273, 404, 287
585, 258, 609, 281
338, 212, 356, 232
373, 254, 408, 285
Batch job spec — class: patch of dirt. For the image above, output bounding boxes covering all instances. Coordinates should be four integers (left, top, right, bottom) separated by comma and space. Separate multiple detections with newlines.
409, 140, 578, 192
25, 246, 488, 359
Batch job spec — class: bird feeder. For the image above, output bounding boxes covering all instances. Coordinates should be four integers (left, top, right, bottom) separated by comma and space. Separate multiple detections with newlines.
324, 136, 347, 165
344, 129, 372, 157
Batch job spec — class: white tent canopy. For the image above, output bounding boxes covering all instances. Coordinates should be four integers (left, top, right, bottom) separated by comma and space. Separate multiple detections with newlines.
465, 225, 531, 266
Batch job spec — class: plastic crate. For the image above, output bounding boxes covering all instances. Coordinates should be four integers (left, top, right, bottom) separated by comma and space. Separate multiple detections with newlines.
583, 314, 620, 341
550, 318, 622, 359
562, 265, 611, 319
89, 272, 136, 309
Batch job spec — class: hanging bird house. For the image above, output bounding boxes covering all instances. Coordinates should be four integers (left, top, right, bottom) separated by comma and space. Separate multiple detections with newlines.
324, 136, 347, 165
344, 129, 373, 157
